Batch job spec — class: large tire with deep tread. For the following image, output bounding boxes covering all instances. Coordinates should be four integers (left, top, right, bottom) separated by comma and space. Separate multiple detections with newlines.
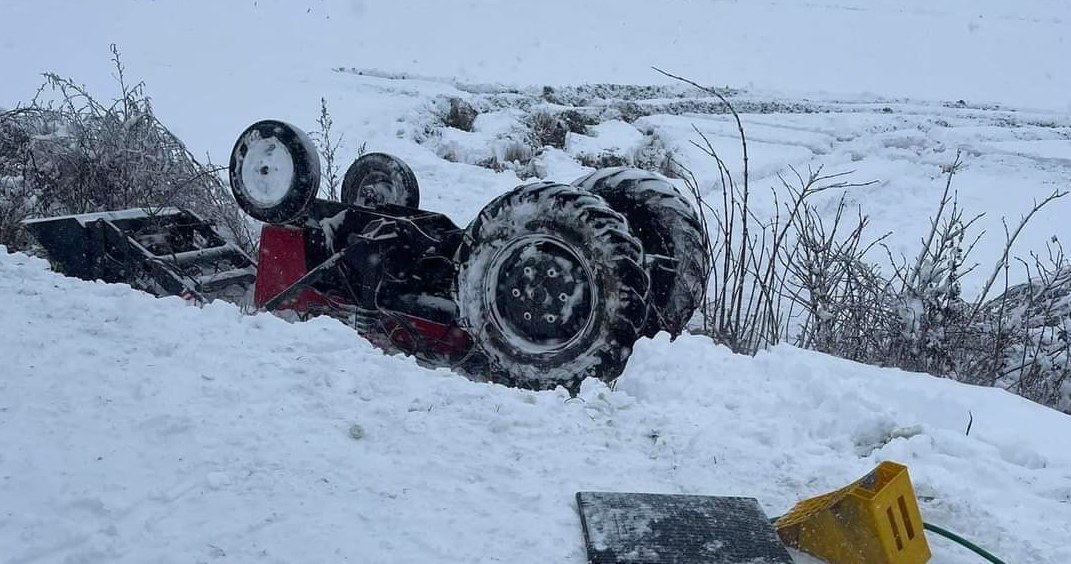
574, 168, 709, 337
454, 182, 649, 392
341, 152, 420, 209
229, 120, 321, 224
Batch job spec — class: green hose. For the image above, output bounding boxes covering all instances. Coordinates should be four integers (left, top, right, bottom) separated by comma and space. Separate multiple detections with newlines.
922, 521, 1005, 564
769, 516, 1006, 563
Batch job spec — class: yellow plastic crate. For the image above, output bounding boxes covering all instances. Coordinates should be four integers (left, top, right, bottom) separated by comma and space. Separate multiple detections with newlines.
775, 461, 930, 564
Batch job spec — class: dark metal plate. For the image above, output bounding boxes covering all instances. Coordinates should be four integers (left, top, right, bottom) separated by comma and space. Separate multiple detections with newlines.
576, 492, 793, 564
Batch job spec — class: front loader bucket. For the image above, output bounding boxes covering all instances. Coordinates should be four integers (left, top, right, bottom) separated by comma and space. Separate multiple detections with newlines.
23, 207, 256, 304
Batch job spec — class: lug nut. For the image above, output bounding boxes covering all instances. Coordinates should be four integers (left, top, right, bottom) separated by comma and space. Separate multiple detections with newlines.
523, 312, 532, 320
545, 314, 557, 323
512, 288, 521, 297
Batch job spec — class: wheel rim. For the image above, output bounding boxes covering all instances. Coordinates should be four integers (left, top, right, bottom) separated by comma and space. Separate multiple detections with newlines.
238, 131, 295, 207
357, 170, 396, 206
485, 234, 596, 354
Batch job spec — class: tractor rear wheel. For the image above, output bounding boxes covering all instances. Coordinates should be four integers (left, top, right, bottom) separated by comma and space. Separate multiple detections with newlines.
574, 168, 709, 337
454, 182, 648, 392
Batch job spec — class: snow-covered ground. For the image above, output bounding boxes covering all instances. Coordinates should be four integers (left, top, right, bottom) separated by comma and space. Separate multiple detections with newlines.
2, 0, 1070, 562
3, 249, 1070, 563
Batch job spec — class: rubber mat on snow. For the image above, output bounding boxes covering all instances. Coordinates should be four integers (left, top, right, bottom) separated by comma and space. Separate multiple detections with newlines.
576, 491, 793, 564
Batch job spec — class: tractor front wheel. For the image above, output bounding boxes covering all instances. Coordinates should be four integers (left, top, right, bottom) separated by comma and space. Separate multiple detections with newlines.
341, 152, 420, 209
229, 120, 321, 224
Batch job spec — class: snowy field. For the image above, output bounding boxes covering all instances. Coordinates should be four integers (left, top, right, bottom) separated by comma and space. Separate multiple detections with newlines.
2, 0, 1070, 562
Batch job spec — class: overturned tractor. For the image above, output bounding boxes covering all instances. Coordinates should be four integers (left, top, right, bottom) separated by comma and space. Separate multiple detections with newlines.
229, 120, 709, 391
25, 119, 710, 392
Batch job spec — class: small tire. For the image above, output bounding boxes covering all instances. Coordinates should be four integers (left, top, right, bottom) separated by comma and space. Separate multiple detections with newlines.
341, 153, 420, 208
454, 182, 648, 392
574, 168, 710, 337
229, 120, 321, 224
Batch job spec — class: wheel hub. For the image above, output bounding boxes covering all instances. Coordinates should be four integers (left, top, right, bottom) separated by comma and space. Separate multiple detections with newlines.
358, 171, 395, 206
239, 133, 295, 207
487, 235, 595, 353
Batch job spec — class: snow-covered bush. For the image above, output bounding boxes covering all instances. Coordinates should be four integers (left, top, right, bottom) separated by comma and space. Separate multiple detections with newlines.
783, 156, 1068, 411
659, 69, 1070, 412
784, 193, 892, 361
0, 109, 41, 249
443, 97, 478, 132
631, 127, 678, 178
526, 110, 569, 149
0, 46, 255, 253
879, 156, 977, 376
980, 249, 1071, 411
666, 67, 874, 355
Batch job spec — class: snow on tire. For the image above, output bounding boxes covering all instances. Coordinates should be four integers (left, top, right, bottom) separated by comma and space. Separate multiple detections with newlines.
229, 120, 321, 224
573, 168, 710, 337
454, 182, 648, 392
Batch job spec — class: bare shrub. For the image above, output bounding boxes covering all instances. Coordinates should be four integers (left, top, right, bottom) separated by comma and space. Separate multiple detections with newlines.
633, 127, 678, 178
528, 111, 569, 149
526, 109, 598, 151
784, 153, 1068, 411
655, 68, 873, 354
0, 45, 255, 253
572, 127, 677, 177
785, 193, 890, 359
680, 156, 870, 354
474, 140, 539, 179
658, 67, 1070, 411
979, 242, 1071, 410
558, 109, 596, 136
0, 109, 42, 249
312, 97, 343, 200
879, 155, 982, 375
443, 97, 478, 131
885, 160, 1065, 383
576, 151, 629, 170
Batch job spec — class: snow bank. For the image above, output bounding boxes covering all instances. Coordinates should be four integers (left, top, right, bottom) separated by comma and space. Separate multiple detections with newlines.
2, 250, 1068, 562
